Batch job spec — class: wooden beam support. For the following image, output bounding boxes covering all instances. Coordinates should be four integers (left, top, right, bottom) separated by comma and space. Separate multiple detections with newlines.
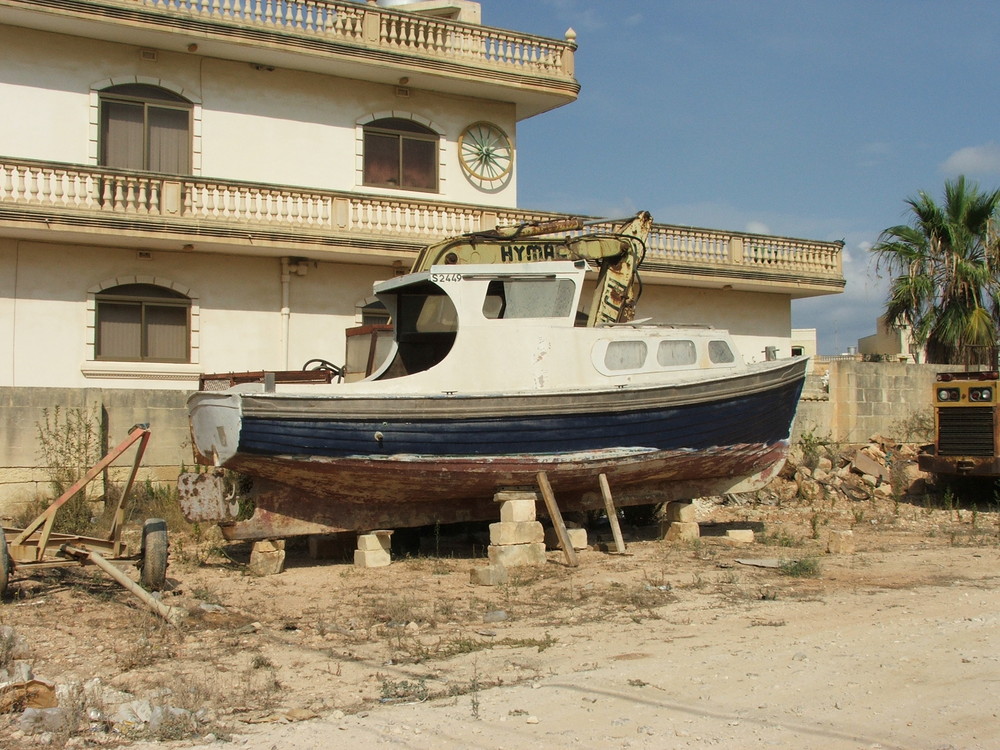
535, 472, 578, 567
599, 473, 627, 554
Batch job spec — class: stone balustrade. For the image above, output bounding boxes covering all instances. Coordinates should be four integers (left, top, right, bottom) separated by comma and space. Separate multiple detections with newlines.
111, 0, 575, 76
0, 158, 843, 279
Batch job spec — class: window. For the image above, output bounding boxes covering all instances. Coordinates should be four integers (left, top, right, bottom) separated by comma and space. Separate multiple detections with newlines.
100, 84, 192, 174
481, 279, 576, 319
96, 284, 190, 362
604, 341, 647, 371
363, 118, 438, 191
709, 340, 736, 364
657, 340, 697, 367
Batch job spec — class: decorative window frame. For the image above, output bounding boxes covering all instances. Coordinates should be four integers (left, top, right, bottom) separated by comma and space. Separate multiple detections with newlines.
81, 275, 202, 381
89, 77, 203, 174
356, 111, 445, 193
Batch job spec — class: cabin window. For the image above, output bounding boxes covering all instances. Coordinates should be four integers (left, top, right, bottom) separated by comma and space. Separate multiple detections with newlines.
363, 118, 438, 191
709, 340, 735, 364
604, 341, 647, 371
96, 283, 190, 362
791, 345, 804, 357
656, 340, 697, 367
99, 84, 192, 174
376, 281, 457, 379
481, 279, 575, 319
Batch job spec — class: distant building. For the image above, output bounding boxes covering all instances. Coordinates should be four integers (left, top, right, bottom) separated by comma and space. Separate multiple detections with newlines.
858, 316, 922, 363
790, 328, 817, 372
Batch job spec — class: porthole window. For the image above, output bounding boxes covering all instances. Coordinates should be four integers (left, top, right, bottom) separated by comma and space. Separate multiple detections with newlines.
709, 340, 735, 364
657, 340, 697, 367
604, 340, 647, 371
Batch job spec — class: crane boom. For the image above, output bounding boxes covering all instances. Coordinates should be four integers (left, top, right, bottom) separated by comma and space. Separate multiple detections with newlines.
409, 211, 653, 325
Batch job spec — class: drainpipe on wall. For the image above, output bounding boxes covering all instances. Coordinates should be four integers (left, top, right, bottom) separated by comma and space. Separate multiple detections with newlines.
280, 257, 291, 370
280, 257, 309, 370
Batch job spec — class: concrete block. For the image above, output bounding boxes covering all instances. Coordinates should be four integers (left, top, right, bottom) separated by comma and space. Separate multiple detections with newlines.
662, 521, 700, 542
470, 565, 508, 586
354, 548, 391, 568
499, 497, 537, 523
664, 500, 696, 522
487, 542, 546, 568
357, 532, 391, 552
544, 526, 589, 550
724, 529, 755, 544
249, 541, 286, 576
827, 529, 855, 554
490, 521, 544, 546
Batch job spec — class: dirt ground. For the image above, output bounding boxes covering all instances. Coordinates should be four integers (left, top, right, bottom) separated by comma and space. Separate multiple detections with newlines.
2, 489, 999, 750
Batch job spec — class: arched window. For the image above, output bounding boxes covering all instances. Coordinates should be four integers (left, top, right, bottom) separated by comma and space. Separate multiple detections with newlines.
95, 284, 191, 362
363, 118, 438, 191
99, 84, 192, 174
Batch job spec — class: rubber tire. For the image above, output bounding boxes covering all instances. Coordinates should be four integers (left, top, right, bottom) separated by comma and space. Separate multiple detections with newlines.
140, 518, 168, 592
0, 533, 10, 600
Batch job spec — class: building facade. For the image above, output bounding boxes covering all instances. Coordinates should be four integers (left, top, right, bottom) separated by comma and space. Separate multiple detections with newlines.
0, 0, 845, 510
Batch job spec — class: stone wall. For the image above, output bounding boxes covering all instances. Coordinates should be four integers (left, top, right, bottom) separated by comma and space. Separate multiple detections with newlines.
0, 387, 191, 517
792, 360, 939, 445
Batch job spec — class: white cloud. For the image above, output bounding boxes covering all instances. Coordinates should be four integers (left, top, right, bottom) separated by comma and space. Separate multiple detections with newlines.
745, 220, 772, 235
940, 143, 1000, 176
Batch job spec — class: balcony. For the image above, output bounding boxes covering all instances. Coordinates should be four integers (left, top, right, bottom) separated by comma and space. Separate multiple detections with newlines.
0, 157, 844, 297
0, 0, 578, 118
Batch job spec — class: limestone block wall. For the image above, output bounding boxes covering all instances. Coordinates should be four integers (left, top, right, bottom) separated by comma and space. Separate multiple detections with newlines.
792, 360, 939, 445
0, 387, 191, 517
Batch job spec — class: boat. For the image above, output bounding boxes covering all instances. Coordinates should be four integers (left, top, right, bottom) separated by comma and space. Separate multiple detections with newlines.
180, 215, 807, 540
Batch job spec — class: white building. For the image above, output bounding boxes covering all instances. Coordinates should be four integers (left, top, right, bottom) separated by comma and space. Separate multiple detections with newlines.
0, 0, 844, 509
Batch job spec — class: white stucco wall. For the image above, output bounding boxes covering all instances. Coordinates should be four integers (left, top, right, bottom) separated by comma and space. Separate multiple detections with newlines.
0, 239, 15, 385
0, 26, 518, 206
3, 241, 393, 389
636, 285, 791, 364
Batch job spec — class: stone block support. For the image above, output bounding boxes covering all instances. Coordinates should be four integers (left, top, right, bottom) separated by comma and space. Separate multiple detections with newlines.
249, 539, 286, 576
664, 500, 696, 523
487, 542, 546, 568
490, 521, 544, 546
662, 521, 700, 542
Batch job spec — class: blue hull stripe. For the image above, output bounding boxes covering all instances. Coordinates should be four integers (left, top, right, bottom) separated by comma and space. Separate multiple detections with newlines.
239, 379, 802, 458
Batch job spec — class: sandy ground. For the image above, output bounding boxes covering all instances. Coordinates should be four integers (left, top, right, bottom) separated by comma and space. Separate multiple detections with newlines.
3, 494, 999, 750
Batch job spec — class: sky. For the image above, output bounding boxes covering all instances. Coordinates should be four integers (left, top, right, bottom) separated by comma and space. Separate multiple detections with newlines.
481, 0, 1000, 355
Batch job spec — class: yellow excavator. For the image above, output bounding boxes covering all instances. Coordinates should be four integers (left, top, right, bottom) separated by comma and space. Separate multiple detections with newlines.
410, 210, 653, 326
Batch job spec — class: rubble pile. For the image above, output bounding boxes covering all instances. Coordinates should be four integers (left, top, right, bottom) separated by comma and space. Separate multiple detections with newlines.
758, 434, 931, 507
0, 625, 217, 745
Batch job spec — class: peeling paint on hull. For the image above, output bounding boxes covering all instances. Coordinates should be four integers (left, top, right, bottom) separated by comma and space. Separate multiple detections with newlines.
213, 441, 788, 540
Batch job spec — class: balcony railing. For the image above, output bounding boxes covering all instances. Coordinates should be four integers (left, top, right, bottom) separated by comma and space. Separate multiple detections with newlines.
0, 158, 843, 280
10, 0, 576, 79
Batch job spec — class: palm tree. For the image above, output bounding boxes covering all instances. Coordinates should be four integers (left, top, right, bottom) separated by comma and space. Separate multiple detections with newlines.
871, 176, 1000, 366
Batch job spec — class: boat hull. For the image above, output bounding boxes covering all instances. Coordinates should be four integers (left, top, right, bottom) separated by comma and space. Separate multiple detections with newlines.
184, 359, 806, 538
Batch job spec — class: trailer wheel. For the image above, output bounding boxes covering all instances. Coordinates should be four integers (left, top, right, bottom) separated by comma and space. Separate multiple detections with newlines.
0, 533, 10, 599
140, 518, 168, 592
